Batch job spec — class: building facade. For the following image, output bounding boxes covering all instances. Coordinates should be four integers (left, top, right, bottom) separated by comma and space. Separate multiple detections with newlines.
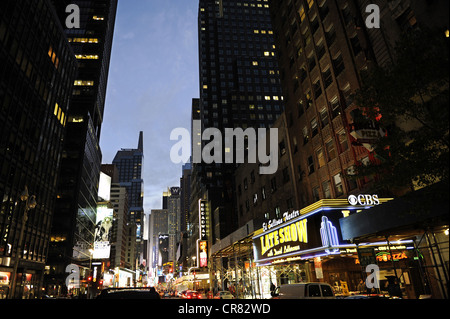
112, 132, 145, 281
148, 209, 169, 285
112, 132, 144, 234
45, 0, 118, 297
161, 187, 181, 267
0, 0, 77, 299
179, 162, 192, 270
193, 0, 286, 249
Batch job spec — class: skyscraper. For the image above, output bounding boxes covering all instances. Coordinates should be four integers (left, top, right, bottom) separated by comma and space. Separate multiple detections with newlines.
166, 187, 181, 265
0, 0, 77, 298
112, 132, 144, 229
112, 132, 145, 269
194, 0, 285, 244
45, 0, 118, 296
179, 162, 191, 268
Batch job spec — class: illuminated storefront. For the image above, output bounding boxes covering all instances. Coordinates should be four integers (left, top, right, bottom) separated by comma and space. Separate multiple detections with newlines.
210, 191, 448, 299
249, 197, 404, 297
0, 271, 10, 299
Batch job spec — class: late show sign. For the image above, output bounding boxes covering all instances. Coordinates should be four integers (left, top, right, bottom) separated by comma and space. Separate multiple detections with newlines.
253, 209, 349, 263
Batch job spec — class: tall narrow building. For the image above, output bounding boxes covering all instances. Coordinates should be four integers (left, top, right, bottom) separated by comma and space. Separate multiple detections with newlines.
45, 0, 118, 296
0, 0, 78, 298
193, 0, 285, 246
112, 132, 145, 268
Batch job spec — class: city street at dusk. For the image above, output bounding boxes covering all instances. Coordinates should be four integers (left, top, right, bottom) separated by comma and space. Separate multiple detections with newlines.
0, 0, 448, 315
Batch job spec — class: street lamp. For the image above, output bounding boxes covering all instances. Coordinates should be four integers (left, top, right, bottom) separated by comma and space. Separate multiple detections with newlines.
8, 186, 37, 299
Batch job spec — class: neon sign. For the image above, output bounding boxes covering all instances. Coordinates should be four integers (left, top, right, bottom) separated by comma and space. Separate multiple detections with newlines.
262, 210, 300, 231
257, 219, 308, 258
376, 251, 408, 262
320, 216, 339, 253
199, 199, 207, 240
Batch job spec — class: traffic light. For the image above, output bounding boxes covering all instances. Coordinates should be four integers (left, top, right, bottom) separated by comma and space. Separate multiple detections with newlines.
87, 276, 92, 282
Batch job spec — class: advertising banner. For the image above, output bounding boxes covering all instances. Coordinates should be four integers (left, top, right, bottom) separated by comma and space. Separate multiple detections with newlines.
198, 240, 208, 267
93, 205, 113, 259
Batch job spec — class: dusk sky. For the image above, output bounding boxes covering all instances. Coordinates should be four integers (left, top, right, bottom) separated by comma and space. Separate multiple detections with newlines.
100, 0, 199, 212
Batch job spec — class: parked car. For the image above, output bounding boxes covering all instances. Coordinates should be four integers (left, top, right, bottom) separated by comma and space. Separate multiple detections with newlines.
214, 291, 235, 299
271, 283, 335, 299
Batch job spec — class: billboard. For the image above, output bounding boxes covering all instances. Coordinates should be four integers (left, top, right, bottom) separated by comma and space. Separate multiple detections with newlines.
93, 205, 113, 259
198, 240, 208, 268
98, 172, 111, 201
158, 234, 169, 266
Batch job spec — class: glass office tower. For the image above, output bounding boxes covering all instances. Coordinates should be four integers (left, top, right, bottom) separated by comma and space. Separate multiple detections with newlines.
45, 0, 118, 296
0, 0, 77, 298
193, 0, 284, 243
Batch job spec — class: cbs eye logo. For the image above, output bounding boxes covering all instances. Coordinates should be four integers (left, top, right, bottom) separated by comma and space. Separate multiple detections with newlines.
348, 195, 359, 205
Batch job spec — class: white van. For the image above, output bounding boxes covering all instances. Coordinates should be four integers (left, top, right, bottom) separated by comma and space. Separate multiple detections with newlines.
272, 283, 335, 299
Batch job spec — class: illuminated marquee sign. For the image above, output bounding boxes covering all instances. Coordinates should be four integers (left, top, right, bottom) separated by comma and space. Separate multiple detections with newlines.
262, 210, 300, 232
254, 218, 308, 261
199, 199, 207, 240
253, 206, 351, 264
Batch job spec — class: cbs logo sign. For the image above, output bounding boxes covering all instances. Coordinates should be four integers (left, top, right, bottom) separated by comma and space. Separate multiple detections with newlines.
348, 194, 380, 206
